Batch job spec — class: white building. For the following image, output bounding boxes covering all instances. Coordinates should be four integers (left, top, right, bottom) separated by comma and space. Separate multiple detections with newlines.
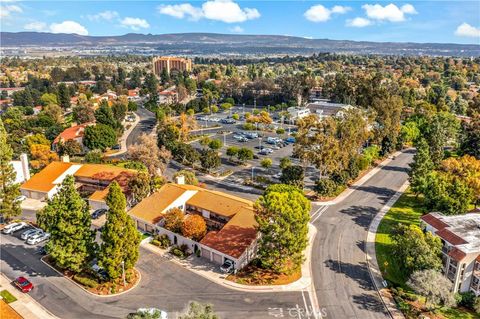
287, 106, 310, 121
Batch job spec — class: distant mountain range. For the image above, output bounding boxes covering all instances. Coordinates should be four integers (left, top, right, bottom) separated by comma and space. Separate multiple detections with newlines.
1, 32, 479, 57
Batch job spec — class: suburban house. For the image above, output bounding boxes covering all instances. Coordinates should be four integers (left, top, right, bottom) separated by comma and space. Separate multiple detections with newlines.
421, 212, 480, 296
158, 87, 178, 104
52, 123, 92, 152
20, 161, 136, 210
128, 182, 258, 270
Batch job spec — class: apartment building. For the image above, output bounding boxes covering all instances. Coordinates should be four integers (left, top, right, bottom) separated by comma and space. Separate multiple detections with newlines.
421, 212, 480, 296
152, 56, 192, 76
128, 182, 258, 270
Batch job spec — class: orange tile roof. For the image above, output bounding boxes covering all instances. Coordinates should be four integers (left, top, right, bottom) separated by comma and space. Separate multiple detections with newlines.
89, 188, 109, 202
53, 123, 90, 144
448, 247, 466, 261
187, 189, 254, 218
21, 161, 74, 192
0, 300, 22, 319
128, 184, 189, 224
436, 228, 468, 246
74, 164, 135, 181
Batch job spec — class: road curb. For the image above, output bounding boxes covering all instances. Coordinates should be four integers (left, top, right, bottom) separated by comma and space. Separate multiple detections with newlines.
365, 181, 409, 319
312, 150, 404, 206
40, 257, 142, 298
106, 112, 140, 157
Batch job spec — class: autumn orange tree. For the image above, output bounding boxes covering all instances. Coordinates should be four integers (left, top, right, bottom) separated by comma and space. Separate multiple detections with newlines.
163, 207, 185, 233
181, 215, 207, 241
30, 144, 59, 170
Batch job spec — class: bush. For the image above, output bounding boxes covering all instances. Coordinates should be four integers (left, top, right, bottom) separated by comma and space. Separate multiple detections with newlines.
331, 170, 351, 186
151, 239, 160, 246
457, 291, 476, 309
243, 123, 255, 130
232, 113, 239, 120
73, 274, 98, 288
357, 156, 370, 170
276, 128, 285, 134
315, 178, 338, 197
170, 246, 185, 258
155, 234, 171, 248
347, 158, 360, 180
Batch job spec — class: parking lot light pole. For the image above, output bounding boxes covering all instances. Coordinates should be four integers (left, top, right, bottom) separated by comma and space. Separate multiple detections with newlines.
223, 132, 227, 147
259, 137, 262, 149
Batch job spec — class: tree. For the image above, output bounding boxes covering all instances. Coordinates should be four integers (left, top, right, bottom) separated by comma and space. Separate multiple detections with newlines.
29, 144, 59, 170
57, 83, 71, 109
128, 171, 151, 204
280, 165, 305, 188
261, 158, 272, 170
37, 175, 95, 273
208, 139, 223, 150
236, 147, 253, 164
407, 269, 456, 309
279, 157, 291, 170
127, 309, 164, 319
200, 149, 221, 172
226, 146, 239, 161
163, 207, 185, 233
73, 104, 96, 124
95, 102, 119, 129
459, 115, 480, 159
157, 123, 180, 151
99, 181, 140, 279
178, 302, 219, 319
474, 297, 480, 314
43, 104, 64, 124
0, 119, 21, 220
83, 124, 117, 151
173, 143, 200, 166
425, 112, 460, 166
40, 93, 58, 105
58, 139, 82, 156
371, 96, 403, 155
409, 138, 434, 195
392, 224, 442, 276
181, 215, 207, 241
199, 136, 211, 148
127, 134, 171, 177
173, 170, 198, 185
440, 155, 480, 201
84, 149, 103, 163
255, 184, 310, 274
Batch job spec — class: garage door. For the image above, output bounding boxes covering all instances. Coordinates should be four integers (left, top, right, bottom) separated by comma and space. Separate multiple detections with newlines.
201, 249, 211, 260
212, 252, 223, 264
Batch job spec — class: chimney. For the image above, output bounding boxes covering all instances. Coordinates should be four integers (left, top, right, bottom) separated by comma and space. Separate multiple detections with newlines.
19, 153, 30, 181
175, 175, 185, 185
61, 155, 70, 163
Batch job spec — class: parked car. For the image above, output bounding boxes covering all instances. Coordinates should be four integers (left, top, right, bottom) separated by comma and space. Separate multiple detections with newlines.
220, 118, 236, 124
273, 172, 283, 179
245, 132, 258, 139
220, 260, 235, 273
285, 137, 296, 143
111, 144, 121, 150
21, 228, 41, 240
132, 308, 168, 319
91, 209, 107, 219
259, 148, 273, 155
13, 276, 34, 293
27, 232, 50, 245
14, 195, 27, 202
91, 262, 108, 281
36, 245, 49, 255
2, 222, 27, 234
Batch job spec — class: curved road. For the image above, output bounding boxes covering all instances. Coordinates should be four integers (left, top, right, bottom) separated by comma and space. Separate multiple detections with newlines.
311, 149, 414, 319
125, 107, 157, 148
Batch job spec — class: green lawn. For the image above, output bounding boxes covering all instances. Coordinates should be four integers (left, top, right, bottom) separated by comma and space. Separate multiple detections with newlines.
0, 289, 17, 303
437, 307, 480, 319
375, 189, 425, 287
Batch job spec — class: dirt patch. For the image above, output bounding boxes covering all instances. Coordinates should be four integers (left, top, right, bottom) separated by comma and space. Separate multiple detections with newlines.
227, 265, 301, 286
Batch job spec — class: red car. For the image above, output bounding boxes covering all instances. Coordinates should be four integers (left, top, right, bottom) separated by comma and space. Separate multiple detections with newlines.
14, 276, 34, 293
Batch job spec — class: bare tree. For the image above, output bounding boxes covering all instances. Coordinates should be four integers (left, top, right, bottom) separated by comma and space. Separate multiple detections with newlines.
127, 134, 171, 177
407, 269, 456, 310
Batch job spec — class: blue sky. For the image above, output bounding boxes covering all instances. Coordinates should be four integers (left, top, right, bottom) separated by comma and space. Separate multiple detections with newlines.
1, 1, 479, 44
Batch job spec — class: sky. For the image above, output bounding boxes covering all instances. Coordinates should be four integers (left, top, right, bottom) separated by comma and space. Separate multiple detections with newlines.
1, 1, 480, 44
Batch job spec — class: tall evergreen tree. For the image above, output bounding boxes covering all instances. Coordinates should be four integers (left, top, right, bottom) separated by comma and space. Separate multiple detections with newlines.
57, 83, 71, 109
37, 175, 95, 272
255, 184, 310, 274
409, 138, 434, 195
99, 182, 140, 279
0, 118, 21, 220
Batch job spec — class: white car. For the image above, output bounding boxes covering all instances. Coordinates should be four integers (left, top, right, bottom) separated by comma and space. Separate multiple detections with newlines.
14, 195, 27, 202
2, 222, 27, 234
135, 308, 168, 319
220, 260, 235, 273
21, 228, 41, 240
27, 232, 50, 245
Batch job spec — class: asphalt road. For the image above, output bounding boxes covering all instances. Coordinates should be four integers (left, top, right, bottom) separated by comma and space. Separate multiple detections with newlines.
125, 107, 156, 148
310, 149, 414, 319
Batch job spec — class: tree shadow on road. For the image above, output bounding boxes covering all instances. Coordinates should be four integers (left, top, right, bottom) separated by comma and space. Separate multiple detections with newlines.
338, 205, 378, 230
324, 259, 375, 291
350, 185, 396, 201
352, 293, 389, 314
380, 165, 409, 173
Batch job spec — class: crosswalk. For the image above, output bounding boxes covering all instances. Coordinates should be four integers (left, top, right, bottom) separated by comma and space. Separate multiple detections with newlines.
310, 205, 328, 223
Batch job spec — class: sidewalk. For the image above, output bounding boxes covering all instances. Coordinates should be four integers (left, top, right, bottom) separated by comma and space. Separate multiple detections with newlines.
313, 150, 404, 205
0, 273, 59, 319
142, 224, 317, 293
106, 112, 140, 157
365, 181, 409, 319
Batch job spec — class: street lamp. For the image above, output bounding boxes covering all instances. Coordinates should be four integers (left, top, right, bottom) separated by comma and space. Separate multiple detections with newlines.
121, 260, 126, 287
259, 137, 262, 150
223, 132, 227, 147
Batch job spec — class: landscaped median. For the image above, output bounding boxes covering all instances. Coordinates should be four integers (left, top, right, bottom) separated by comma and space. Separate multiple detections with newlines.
375, 189, 479, 319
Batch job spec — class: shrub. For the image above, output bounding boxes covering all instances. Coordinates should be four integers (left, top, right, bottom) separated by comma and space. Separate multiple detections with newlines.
315, 178, 338, 197
73, 274, 98, 288
243, 123, 255, 130
331, 170, 351, 186
211, 105, 219, 113
276, 128, 285, 134
357, 156, 370, 170
170, 246, 185, 258
155, 234, 171, 249
347, 158, 360, 180
457, 291, 476, 310
232, 113, 239, 120
151, 239, 160, 246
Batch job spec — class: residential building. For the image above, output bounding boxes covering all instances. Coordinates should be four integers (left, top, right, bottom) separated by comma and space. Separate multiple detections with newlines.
158, 89, 178, 104
306, 100, 352, 119
421, 212, 480, 296
20, 161, 136, 210
153, 57, 192, 76
10, 153, 30, 184
52, 123, 92, 152
128, 182, 258, 270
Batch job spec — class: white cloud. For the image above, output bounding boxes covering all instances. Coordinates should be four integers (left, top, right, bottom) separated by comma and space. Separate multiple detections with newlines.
362, 3, 417, 23
229, 25, 244, 33
455, 23, 480, 38
158, 4, 203, 21
0, 4, 22, 18
158, 0, 260, 23
304, 5, 350, 23
87, 10, 119, 21
49, 21, 89, 35
24, 21, 48, 32
346, 17, 372, 28
120, 17, 150, 30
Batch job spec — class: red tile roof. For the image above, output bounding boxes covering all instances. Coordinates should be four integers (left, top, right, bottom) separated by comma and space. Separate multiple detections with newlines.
53, 123, 91, 145
436, 228, 468, 246
421, 213, 449, 231
448, 247, 466, 261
